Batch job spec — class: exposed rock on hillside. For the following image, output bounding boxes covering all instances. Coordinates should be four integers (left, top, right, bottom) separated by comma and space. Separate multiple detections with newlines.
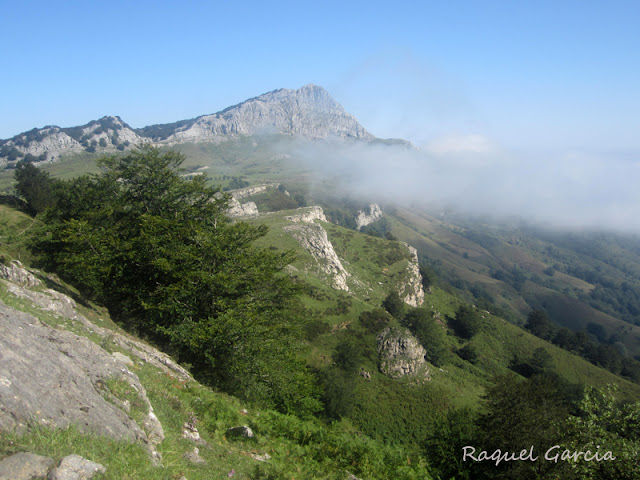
0, 116, 144, 165
0, 260, 41, 288
3, 272, 191, 382
161, 84, 373, 143
356, 203, 383, 230
0, 261, 198, 464
285, 206, 328, 224
398, 245, 425, 307
230, 184, 272, 199
227, 197, 259, 217
0, 300, 159, 452
285, 218, 349, 291
377, 327, 430, 379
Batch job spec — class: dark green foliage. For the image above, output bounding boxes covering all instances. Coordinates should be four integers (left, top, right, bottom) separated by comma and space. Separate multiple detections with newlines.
419, 262, 437, 289
334, 339, 362, 374
7, 147, 22, 161
324, 296, 351, 315
451, 305, 482, 339
475, 374, 574, 479
348, 379, 449, 447
223, 176, 249, 190
360, 217, 392, 239
31, 147, 320, 416
382, 291, 405, 319
563, 386, 640, 479
304, 318, 331, 341
401, 308, 448, 366
252, 188, 299, 212
98, 137, 107, 148
317, 367, 356, 419
510, 347, 554, 378
524, 309, 555, 340
457, 343, 479, 364
135, 118, 195, 140
359, 308, 392, 335
13, 160, 56, 215
425, 408, 477, 480
586, 321, 608, 342
521, 310, 640, 384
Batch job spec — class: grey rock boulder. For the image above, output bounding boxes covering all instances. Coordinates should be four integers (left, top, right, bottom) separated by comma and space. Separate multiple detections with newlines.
377, 326, 430, 379
0, 299, 146, 442
0, 452, 54, 480
47, 454, 105, 480
226, 426, 254, 438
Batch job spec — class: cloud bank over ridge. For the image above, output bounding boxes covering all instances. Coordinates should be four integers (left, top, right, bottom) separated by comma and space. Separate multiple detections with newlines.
284, 136, 640, 233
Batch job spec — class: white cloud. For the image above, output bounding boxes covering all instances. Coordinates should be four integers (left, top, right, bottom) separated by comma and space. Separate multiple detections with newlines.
424, 134, 496, 154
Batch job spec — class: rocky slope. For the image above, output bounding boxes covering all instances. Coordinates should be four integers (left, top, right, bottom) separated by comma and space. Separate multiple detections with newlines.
0, 261, 195, 467
284, 207, 350, 291
0, 116, 144, 165
149, 84, 373, 143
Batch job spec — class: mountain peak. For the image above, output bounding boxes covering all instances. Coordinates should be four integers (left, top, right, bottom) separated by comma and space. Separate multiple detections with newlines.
151, 84, 372, 143
0, 85, 374, 165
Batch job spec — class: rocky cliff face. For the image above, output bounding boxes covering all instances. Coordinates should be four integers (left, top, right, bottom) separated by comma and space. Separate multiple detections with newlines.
284, 207, 349, 291
377, 326, 430, 379
355, 203, 383, 230
161, 85, 373, 143
398, 245, 425, 307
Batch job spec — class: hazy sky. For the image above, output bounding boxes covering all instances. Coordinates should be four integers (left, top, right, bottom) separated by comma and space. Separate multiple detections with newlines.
2, 0, 639, 154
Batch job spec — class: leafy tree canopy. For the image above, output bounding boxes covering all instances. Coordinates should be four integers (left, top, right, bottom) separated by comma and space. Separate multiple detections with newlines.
13, 160, 57, 215
32, 146, 320, 416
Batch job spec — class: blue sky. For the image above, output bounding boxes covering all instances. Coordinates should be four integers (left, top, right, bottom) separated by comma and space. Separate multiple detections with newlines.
2, 0, 639, 152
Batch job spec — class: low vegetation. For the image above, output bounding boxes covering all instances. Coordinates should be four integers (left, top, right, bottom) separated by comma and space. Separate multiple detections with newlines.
3, 146, 640, 479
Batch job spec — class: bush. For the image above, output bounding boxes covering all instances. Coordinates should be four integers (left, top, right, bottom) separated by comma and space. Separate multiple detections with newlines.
402, 308, 448, 366
451, 305, 482, 339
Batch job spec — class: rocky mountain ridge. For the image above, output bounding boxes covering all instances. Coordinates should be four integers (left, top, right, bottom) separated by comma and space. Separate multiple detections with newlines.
0, 85, 373, 167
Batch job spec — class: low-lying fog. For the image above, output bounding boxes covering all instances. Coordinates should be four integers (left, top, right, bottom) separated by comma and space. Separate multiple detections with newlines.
282, 136, 640, 234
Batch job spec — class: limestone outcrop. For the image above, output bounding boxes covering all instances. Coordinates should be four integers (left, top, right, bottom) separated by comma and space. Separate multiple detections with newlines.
0, 262, 196, 464
0, 300, 152, 444
0, 452, 105, 480
227, 197, 259, 217
355, 203, 383, 230
285, 219, 349, 291
377, 327, 430, 379
285, 206, 328, 224
397, 245, 425, 307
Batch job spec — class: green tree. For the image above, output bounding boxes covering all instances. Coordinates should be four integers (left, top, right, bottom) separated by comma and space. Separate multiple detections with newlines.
382, 291, 405, 319
563, 386, 640, 479
451, 304, 482, 339
401, 308, 448, 366
525, 309, 555, 340
13, 160, 56, 215
425, 408, 477, 480
475, 374, 573, 479
32, 146, 320, 416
